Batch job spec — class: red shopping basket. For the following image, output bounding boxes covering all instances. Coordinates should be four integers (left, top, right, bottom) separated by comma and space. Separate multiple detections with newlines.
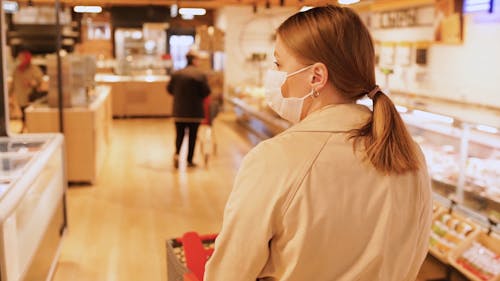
166, 232, 217, 281
202, 96, 212, 126
201, 96, 221, 126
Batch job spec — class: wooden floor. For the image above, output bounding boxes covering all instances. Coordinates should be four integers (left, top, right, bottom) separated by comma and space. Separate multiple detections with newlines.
51, 113, 253, 281
45, 112, 466, 281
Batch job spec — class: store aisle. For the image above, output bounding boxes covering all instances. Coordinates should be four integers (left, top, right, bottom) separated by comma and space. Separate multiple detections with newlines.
51, 113, 253, 281
49, 112, 447, 281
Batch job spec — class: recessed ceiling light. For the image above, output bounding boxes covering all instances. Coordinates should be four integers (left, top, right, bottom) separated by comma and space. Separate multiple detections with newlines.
73, 6, 102, 13
338, 0, 361, 4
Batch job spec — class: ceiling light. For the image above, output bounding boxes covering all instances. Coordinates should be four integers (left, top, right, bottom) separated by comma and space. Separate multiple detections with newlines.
3, 1, 18, 13
73, 6, 102, 13
170, 4, 178, 17
132, 31, 142, 39
300, 6, 314, 12
181, 14, 195, 20
338, 0, 360, 4
179, 8, 206, 16
464, 0, 494, 13
208, 26, 214, 36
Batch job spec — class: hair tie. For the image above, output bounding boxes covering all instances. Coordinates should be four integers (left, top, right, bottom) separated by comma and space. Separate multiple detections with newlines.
367, 85, 381, 100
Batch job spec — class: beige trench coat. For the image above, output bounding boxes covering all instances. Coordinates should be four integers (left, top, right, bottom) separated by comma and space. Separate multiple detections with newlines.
205, 103, 432, 281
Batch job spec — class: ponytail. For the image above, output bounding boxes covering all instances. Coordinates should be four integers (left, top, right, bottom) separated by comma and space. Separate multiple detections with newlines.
350, 91, 420, 174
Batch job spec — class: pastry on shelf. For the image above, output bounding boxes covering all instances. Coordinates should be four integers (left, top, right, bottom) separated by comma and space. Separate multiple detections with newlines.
450, 232, 500, 281
456, 242, 500, 281
429, 213, 478, 263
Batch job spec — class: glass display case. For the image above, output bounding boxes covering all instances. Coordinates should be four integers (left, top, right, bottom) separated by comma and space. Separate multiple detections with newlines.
0, 134, 66, 281
400, 107, 500, 223
227, 84, 500, 224
0, 139, 45, 192
114, 27, 169, 76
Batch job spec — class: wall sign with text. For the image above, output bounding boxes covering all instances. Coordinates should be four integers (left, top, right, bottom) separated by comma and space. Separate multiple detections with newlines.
371, 6, 434, 29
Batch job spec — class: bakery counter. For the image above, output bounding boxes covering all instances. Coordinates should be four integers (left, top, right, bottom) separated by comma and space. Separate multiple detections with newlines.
95, 74, 172, 117
25, 86, 112, 183
0, 134, 66, 281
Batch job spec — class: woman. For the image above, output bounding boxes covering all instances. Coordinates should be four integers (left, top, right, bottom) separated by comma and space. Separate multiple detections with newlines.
9, 50, 44, 132
205, 5, 431, 281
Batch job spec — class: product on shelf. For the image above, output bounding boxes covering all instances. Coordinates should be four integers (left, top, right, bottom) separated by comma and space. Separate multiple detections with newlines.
456, 241, 500, 281
466, 157, 500, 201
430, 213, 475, 255
420, 145, 460, 185
433, 204, 439, 213
413, 134, 500, 204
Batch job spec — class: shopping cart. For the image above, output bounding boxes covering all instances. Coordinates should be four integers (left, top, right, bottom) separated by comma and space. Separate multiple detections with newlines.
166, 232, 217, 281
198, 96, 221, 167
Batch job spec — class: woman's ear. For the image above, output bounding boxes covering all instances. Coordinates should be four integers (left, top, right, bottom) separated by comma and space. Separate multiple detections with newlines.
309, 62, 328, 91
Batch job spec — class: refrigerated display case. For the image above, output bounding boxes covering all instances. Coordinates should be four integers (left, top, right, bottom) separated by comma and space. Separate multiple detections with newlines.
400, 105, 500, 222
0, 133, 66, 281
227, 85, 500, 224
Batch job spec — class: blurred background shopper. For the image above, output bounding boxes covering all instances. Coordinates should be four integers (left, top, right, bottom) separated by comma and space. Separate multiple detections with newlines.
167, 50, 211, 168
9, 50, 44, 132
205, 5, 432, 281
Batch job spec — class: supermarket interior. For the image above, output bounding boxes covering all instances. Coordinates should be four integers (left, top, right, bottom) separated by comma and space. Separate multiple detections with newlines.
0, 0, 499, 280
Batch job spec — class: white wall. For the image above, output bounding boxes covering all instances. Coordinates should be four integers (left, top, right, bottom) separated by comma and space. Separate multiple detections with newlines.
217, 5, 500, 108
371, 4, 500, 108
426, 14, 500, 107
215, 6, 297, 89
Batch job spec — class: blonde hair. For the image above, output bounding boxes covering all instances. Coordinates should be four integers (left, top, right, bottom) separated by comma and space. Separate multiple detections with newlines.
277, 5, 419, 174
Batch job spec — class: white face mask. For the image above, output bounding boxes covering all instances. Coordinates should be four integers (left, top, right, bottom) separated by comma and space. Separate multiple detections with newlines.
264, 65, 316, 124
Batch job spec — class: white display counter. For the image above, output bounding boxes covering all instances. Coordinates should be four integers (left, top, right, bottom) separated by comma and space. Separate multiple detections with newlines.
95, 74, 172, 117
0, 133, 66, 281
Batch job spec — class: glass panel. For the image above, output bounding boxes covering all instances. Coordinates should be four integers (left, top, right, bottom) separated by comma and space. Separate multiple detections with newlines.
401, 109, 463, 200
464, 125, 500, 222
0, 140, 45, 153
0, 140, 45, 180
15, 147, 63, 274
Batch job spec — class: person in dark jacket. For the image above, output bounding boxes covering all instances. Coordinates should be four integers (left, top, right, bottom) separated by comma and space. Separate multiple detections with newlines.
167, 51, 211, 168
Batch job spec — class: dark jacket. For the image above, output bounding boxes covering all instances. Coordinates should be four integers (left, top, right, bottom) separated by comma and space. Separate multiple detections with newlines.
167, 65, 211, 119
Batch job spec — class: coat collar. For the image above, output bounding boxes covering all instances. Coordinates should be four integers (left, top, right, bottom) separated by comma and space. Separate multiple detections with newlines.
285, 103, 372, 133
